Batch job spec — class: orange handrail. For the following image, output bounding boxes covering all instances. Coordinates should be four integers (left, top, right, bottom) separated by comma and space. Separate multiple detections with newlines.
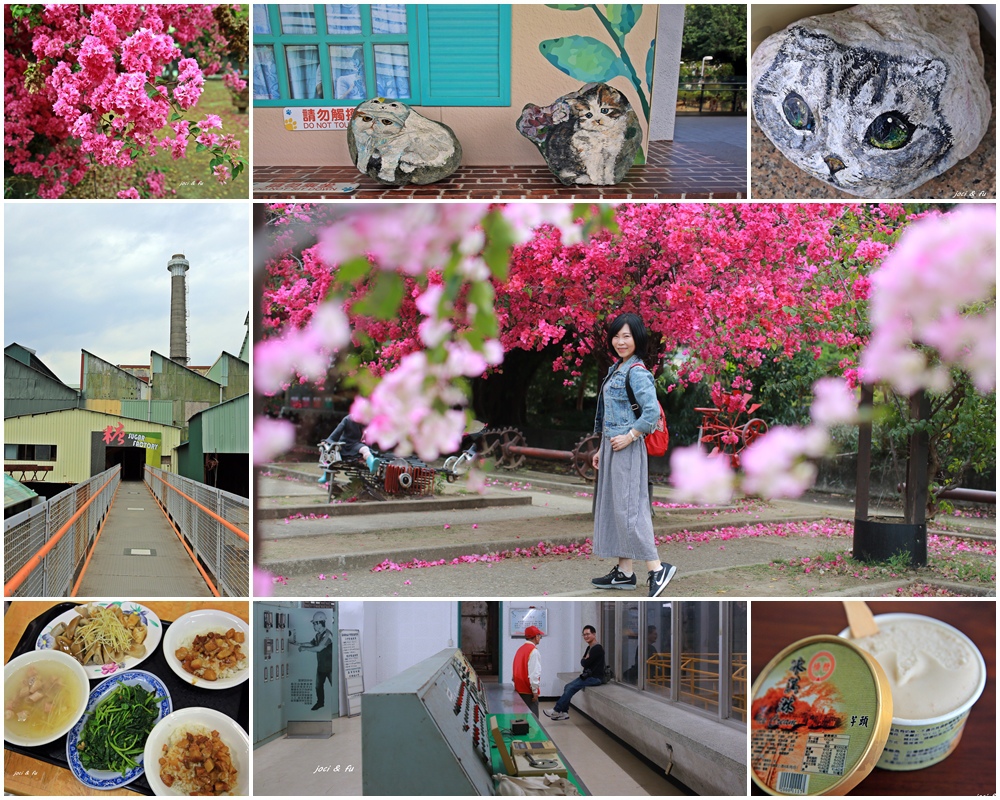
144, 467, 249, 542
145, 480, 221, 597
5, 468, 119, 596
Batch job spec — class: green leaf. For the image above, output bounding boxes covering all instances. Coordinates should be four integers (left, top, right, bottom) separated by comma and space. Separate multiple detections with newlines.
606, 4, 642, 36
538, 36, 627, 83
355, 271, 405, 320
195, 142, 209, 152
334, 256, 372, 287
170, 111, 182, 122
645, 38, 655, 90
480, 213, 516, 280
210, 156, 224, 168
468, 280, 495, 313
144, 84, 160, 99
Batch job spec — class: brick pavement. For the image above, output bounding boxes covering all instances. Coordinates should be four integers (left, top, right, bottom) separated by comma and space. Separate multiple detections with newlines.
252, 140, 747, 200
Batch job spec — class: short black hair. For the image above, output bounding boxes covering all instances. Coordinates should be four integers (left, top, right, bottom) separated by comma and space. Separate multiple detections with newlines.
582, 625, 597, 635
606, 312, 649, 363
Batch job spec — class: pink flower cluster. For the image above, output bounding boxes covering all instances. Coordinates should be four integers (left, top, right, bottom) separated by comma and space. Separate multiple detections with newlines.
861, 205, 996, 394
5, 4, 238, 197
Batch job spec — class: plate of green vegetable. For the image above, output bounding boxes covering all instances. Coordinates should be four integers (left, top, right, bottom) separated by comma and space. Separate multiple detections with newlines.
66, 670, 172, 789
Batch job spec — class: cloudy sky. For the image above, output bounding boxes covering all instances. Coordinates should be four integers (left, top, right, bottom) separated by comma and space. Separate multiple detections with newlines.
4, 202, 250, 386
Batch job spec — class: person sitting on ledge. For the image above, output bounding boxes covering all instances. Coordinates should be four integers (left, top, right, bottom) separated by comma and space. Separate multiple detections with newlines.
543, 625, 605, 721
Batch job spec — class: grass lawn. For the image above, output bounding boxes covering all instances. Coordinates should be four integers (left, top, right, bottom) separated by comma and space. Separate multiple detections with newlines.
64, 79, 249, 200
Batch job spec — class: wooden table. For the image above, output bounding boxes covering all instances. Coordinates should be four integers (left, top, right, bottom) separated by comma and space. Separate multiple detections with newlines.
751, 600, 996, 796
4, 600, 249, 796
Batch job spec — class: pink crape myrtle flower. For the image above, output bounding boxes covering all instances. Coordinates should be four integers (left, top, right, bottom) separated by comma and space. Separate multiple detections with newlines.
669, 445, 735, 505
254, 418, 295, 464
810, 377, 858, 427
741, 426, 827, 499
861, 205, 996, 393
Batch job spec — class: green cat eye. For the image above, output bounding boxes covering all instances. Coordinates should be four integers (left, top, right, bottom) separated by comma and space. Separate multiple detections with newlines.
866, 112, 914, 150
782, 92, 813, 131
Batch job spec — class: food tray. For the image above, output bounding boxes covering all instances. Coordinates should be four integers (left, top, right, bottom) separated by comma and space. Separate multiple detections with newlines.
4, 603, 249, 796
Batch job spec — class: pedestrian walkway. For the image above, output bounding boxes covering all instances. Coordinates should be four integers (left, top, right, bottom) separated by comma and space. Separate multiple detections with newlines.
75, 481, 213, 596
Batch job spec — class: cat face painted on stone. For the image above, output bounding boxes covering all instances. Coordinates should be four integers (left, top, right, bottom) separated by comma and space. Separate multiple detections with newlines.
347, 98, 462, 185
567, 85, 628, 132
352, 99, 410, 140
754, 28, 952, 197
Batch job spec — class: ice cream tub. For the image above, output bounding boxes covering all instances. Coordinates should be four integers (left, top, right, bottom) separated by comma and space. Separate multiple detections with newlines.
750, 635, 894, 795
839, 613, 986, 772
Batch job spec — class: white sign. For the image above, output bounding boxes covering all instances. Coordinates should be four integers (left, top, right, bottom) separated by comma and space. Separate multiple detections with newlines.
283, 106, 355, 131
340, 629, 363, 717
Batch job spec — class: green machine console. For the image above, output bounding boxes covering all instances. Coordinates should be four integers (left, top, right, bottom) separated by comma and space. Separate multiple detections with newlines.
363, 648, 587, 795
363, 648, 493, 795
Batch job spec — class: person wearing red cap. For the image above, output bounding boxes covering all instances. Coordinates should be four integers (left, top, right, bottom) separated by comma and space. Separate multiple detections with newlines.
513, 625, 544, 716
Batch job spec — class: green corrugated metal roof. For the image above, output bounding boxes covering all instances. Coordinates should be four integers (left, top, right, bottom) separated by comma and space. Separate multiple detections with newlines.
4, 474, 39, 510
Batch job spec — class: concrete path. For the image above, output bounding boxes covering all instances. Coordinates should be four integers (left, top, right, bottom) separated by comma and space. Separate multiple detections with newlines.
257, 466, 995, 598
75, 481, 213, 597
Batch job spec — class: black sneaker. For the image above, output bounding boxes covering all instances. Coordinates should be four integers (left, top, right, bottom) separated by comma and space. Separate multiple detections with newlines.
592, 566, 637, 590
648, 563, 677, 598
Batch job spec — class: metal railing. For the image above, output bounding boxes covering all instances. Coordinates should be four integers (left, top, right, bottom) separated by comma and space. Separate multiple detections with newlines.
144, 466, 249, 597
4, 466, 120, 597
676, 80, 747, 114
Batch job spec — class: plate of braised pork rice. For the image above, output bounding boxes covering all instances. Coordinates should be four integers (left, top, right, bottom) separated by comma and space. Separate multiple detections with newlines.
36, 602, 163, 677
143, 707, 249, 796
161, 609, 249, 690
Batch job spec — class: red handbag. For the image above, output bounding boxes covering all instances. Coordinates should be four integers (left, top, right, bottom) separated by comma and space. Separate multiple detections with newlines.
625, 365, 669, 457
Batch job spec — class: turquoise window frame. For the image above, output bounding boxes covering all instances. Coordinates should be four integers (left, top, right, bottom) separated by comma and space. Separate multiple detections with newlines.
254, 4, 421, 107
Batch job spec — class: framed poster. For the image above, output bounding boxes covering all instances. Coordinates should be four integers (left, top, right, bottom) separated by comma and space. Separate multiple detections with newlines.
510, 607, 547, 638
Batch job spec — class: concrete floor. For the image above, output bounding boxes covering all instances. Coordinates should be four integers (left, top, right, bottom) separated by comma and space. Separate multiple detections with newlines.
252, 683, 688, 796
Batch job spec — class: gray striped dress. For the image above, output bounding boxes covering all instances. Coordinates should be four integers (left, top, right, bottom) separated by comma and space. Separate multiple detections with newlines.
592, 435, 658, 560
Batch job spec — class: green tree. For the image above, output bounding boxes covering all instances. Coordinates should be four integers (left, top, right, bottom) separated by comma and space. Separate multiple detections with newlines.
681, 4, 747, 72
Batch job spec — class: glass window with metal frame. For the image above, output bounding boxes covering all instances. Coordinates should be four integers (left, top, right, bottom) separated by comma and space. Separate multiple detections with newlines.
602, 601, 744, 727
253, 4, 417, 106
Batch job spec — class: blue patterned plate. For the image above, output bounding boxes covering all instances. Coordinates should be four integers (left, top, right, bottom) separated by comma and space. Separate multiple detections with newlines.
66, 670, 172, 790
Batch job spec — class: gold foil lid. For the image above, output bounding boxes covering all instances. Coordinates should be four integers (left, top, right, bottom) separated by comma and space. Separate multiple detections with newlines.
750, 635, 893, 795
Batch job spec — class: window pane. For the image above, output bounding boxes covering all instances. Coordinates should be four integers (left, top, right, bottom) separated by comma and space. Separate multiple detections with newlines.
253, 45, 280, 100
330, 45, 367, 100
679, 602, 720, 714
729, 601, 748, 722
619, 601, 640, 687
326, 4, 362, 35
372, 4, 407, 34
4, 444, 18, 460
601, 603, 616, 682
645, 601, 672, 698
252, 6, 271, 34
373, 44, 410, 99
286, 46, 323, 100
280, 4, 317, 35
35, 445, 55, 460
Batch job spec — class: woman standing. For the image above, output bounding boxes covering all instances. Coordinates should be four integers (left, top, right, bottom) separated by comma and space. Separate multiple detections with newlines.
591, 312, 677, 597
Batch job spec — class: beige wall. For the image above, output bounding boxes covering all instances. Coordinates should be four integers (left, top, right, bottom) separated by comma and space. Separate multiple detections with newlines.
5, 409, 181, 484
254, 4, 661, 167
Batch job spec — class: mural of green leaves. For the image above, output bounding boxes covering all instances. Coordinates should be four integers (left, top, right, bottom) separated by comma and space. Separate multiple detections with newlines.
541, 3, 653, 121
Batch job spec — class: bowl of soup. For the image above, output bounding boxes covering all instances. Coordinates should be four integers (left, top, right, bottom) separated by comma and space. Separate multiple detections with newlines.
4, 649, 90, 746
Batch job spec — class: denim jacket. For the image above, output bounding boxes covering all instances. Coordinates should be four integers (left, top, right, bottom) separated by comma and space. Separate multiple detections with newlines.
593, 355, 660, 437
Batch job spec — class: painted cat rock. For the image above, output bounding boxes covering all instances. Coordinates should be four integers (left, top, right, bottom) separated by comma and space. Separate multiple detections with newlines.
347, 98, 462, 186
517, 83, 642, 186
752, 4, 990, 197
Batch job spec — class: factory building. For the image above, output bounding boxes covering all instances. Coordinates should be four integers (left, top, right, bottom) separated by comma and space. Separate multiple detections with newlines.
4, 254, 250, 498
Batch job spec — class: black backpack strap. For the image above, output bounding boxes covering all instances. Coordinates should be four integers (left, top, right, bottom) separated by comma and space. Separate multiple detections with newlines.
624, 364, 641, 419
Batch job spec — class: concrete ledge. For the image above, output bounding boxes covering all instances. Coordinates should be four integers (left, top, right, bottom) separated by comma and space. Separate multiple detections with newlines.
556, 672, 746, 796
256, 493, 533, 519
